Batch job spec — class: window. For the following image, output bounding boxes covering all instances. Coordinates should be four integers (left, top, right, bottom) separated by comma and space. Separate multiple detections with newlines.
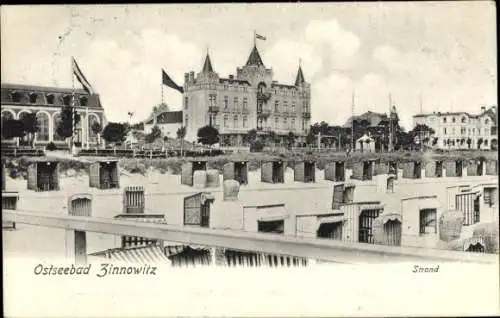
29, 93, 37, 104
258, 220, 284, 234
456, 193, 480, 226
243, 87, 247, 92
461, 127, 466, 135
243, 116, 248, 128
243, 97, 248, 110
419, 209, 437, 234
283, 117, 288, 129
291, 118, 295, 130
484, 187, 497, 206
184, 96, 188, 110
485, 128, 489, 136
46, 94, 55, 104
478, 128, 481, 135
62, 95, 72, 106
292, 90, 296, 97
485, 118, 490, 124
275, 117, 279, 129
443, 128, 447, 135
53, 113, 64, 141
461, 116, 467, 123
443, 117, 447, 123
233, 115, 238, 128
386, 177, 395, 193
492, 126, 497, 135
233, 97, 238, 110
358, 209, 380, 244
283, 101, 288, 112
36, 112, 49, 141
185, 117, 188, 128
223, 85, 228, 90
11, 92, 21, 102
224, 115, 229, 127
291, 101, 296, 113
274, 100, 279, 112
484, 139, 488, 146
452, 127, 455, 135
452, 117, 456, 123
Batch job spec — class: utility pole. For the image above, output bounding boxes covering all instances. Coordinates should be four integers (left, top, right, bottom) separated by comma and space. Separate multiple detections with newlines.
351, 90, 355, 152
388, 93, 393, 152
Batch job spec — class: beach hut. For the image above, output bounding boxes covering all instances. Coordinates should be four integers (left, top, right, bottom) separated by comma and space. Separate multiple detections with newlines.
181, 160, 207, 186
167, 246, 212, 267
89, 160, 120, 189
402, 161, 422, 179
485, 159, 498, 175
261, 160, 285, 184
123, 186, 145, 214
372, 213, 402, 246
27, 159, 60, 192
332, 184, 345, 209
324, 161, 345, 182
223, 161, 248, 185
425, 160, 443, 178
113, 214, 167, 248
293, 160, 316, 183
183, 192, 216, 227
351, 160, 375, 181
356, 134, 375, 153
2, 191, 19, 229
374, 160, 389, 175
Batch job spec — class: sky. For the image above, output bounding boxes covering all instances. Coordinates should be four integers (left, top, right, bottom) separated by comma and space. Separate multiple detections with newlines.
1, 2, 497, 129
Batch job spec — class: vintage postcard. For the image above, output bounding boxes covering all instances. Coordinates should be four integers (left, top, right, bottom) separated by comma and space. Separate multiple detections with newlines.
1, 2, 499, 317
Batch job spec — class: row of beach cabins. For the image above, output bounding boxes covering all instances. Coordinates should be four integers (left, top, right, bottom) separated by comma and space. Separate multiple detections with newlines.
2, 156, 499, 266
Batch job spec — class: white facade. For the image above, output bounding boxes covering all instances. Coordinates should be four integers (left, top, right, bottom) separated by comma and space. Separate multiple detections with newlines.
412, 106, 497, 150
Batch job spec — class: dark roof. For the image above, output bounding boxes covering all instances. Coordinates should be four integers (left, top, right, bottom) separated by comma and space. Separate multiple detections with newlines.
245, 45, 265, 67
295, 66, 305, 86
1, 83, 102, 108
271, 83, 296, 89
202, 53, 214, 73
155, 111, 183, 124
344, 111, 388, 128
219, 78, 251, 86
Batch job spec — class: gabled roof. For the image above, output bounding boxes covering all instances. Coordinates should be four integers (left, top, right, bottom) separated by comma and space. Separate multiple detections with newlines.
295, 66, 305, 86
202, 53, 214, 73
245, 45, 265, 67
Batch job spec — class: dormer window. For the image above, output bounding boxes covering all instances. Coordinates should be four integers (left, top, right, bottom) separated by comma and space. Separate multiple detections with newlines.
452, 117, 456, 123
461, 116, 467, 123
443, 117, 447, 123
11, 91, 21, 103
46, 94, 55, 104
485, 118, 490, 124
79, 96, 88, 106
29, 93, 38, 104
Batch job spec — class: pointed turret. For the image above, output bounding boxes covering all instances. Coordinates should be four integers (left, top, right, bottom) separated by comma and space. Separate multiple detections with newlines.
245, 45, 265, 67
202, 53, 214, 73
295, 65, 305, 86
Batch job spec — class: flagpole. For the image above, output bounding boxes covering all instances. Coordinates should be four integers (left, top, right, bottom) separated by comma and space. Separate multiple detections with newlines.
253, 30, 256, 47
71, 57, 75, 154
161, 74, 164, 105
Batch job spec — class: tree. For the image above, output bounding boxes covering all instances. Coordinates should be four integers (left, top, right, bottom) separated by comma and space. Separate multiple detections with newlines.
20, 112, 39, 147
243, 129, 258, 146
2, 119, 25, 140
102, 122, 128, 145
197, 125, 219, 146
145, 125, 162, 143
176, 126, 186, 156
432, 137, 439, 146
91, 121, 102, 136
477, 138, 484, 149
466, 138, 472, 149
286, 131, 296, 149
56, 107, 81, 141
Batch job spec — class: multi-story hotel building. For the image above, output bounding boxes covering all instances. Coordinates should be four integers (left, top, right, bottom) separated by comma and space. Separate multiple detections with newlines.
182, 45, 311, 146
413, 106, 497, 150
1, 83, 107, 147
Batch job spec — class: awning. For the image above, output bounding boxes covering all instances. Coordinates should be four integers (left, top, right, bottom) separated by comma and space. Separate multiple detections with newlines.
317, 215, 345, 224
258, 214, 289, 222
359, 203, 385, 211
201, 193, 216, 204
463, 236, 485, 251
90, 245, 171, 264
376, 213, 402, 225
164, 244, 211, 257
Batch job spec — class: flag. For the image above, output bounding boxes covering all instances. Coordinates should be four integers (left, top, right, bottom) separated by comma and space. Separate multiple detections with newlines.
162, 69, 184, 94
255, 34, 266, 41
72, 57, 94, 95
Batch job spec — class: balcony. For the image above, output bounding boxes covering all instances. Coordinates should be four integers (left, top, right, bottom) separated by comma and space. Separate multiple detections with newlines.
257, 108, 271, 118
257, 92, 272, 101
208, 106, 219, 113
302, 112, 311, 119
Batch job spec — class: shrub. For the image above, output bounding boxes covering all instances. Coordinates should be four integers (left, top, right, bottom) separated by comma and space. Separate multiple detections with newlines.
74, 142, 82, 147
46, 142, 57, 151
250, 140, 264, 152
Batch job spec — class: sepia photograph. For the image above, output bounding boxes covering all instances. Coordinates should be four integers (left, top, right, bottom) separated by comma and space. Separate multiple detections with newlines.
1, 2, 499, 317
